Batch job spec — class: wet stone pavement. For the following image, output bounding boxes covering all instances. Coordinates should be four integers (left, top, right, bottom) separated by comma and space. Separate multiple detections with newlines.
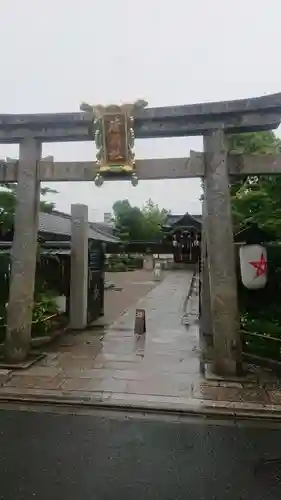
1, 270, 281, 418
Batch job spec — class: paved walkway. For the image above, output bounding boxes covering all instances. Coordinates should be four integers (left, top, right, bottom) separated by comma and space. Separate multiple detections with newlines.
1, 270, 281, 419
103, 270, 165, 326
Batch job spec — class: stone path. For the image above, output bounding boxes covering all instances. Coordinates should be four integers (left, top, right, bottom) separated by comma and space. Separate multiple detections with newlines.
1, 270, 281, 419
102, 270, 165, 326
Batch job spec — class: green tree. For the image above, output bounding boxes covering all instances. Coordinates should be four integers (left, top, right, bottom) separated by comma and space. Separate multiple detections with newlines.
112, 199, 144, 242
0, 184, 57, 236
141, 199, 169, 241
228, 131, 281, 343
228, 131, 281, 155
112, 198, 170, 242
228, 131, 281, 236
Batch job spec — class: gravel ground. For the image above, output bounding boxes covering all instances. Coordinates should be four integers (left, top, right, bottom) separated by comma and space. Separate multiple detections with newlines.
103, 270, 165, 326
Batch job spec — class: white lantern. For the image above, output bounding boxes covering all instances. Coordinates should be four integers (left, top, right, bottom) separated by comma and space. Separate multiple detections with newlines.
239, 244, 267, 289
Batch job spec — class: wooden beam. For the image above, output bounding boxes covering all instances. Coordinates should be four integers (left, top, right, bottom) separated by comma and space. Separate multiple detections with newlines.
0, 112, 279, 143
0, 92, 281, 127
1, 153, 281, 183
0, 92, 280, 142
135, 112, 281, 139
227, 153, 281, 175
0, 156, 204, 182
136, 92, 281, 120
0, 126, 91, 144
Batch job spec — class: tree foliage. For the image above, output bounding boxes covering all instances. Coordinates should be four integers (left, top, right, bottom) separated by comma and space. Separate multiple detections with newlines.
0, 184, 57, 236
229, 131, 281, 343
229, 131, 281, 237
112, 199, 143, 242
112, 198, 169, 242
141, 199, 170, 241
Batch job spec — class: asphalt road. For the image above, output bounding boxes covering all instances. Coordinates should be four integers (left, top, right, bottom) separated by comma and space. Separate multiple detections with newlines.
0, 406, 281, 500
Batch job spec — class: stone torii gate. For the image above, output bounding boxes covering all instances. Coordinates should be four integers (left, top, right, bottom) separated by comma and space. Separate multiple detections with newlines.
2, 92, 281, 374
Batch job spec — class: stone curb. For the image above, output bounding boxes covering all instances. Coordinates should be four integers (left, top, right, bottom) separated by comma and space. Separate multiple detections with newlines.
1, 391, 281, 421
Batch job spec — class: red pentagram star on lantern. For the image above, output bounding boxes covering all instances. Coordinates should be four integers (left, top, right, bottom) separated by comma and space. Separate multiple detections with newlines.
249, 252, 267, 277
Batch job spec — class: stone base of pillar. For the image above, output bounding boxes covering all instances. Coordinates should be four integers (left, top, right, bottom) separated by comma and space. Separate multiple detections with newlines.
4, 334, 30, 364
212, 358, 243, 377
199, 328, 213, 374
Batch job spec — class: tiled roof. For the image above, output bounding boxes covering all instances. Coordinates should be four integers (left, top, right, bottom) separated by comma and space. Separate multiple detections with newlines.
192, 214, 202, 222
165, 215, 183, 225
38, 212, 119, 243
51, 210, 115, 236
164, 213, 202, 227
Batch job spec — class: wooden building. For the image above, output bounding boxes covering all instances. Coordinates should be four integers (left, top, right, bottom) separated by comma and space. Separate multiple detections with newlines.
162, 212, 202, 263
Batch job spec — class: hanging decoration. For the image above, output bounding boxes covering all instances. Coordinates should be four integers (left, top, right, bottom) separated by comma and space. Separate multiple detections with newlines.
239, 244, 268, 289
80, 100, 148, 186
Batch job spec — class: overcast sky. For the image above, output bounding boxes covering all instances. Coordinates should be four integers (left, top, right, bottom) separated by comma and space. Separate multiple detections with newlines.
1, 0, 281, 221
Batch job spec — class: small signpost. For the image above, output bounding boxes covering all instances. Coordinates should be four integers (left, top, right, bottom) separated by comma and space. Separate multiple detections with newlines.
134, 308, 146, 335
153, 261, 162, 281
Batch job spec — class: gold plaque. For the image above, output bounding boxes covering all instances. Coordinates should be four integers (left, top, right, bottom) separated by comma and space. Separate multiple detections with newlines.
80, 100, 148, 175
